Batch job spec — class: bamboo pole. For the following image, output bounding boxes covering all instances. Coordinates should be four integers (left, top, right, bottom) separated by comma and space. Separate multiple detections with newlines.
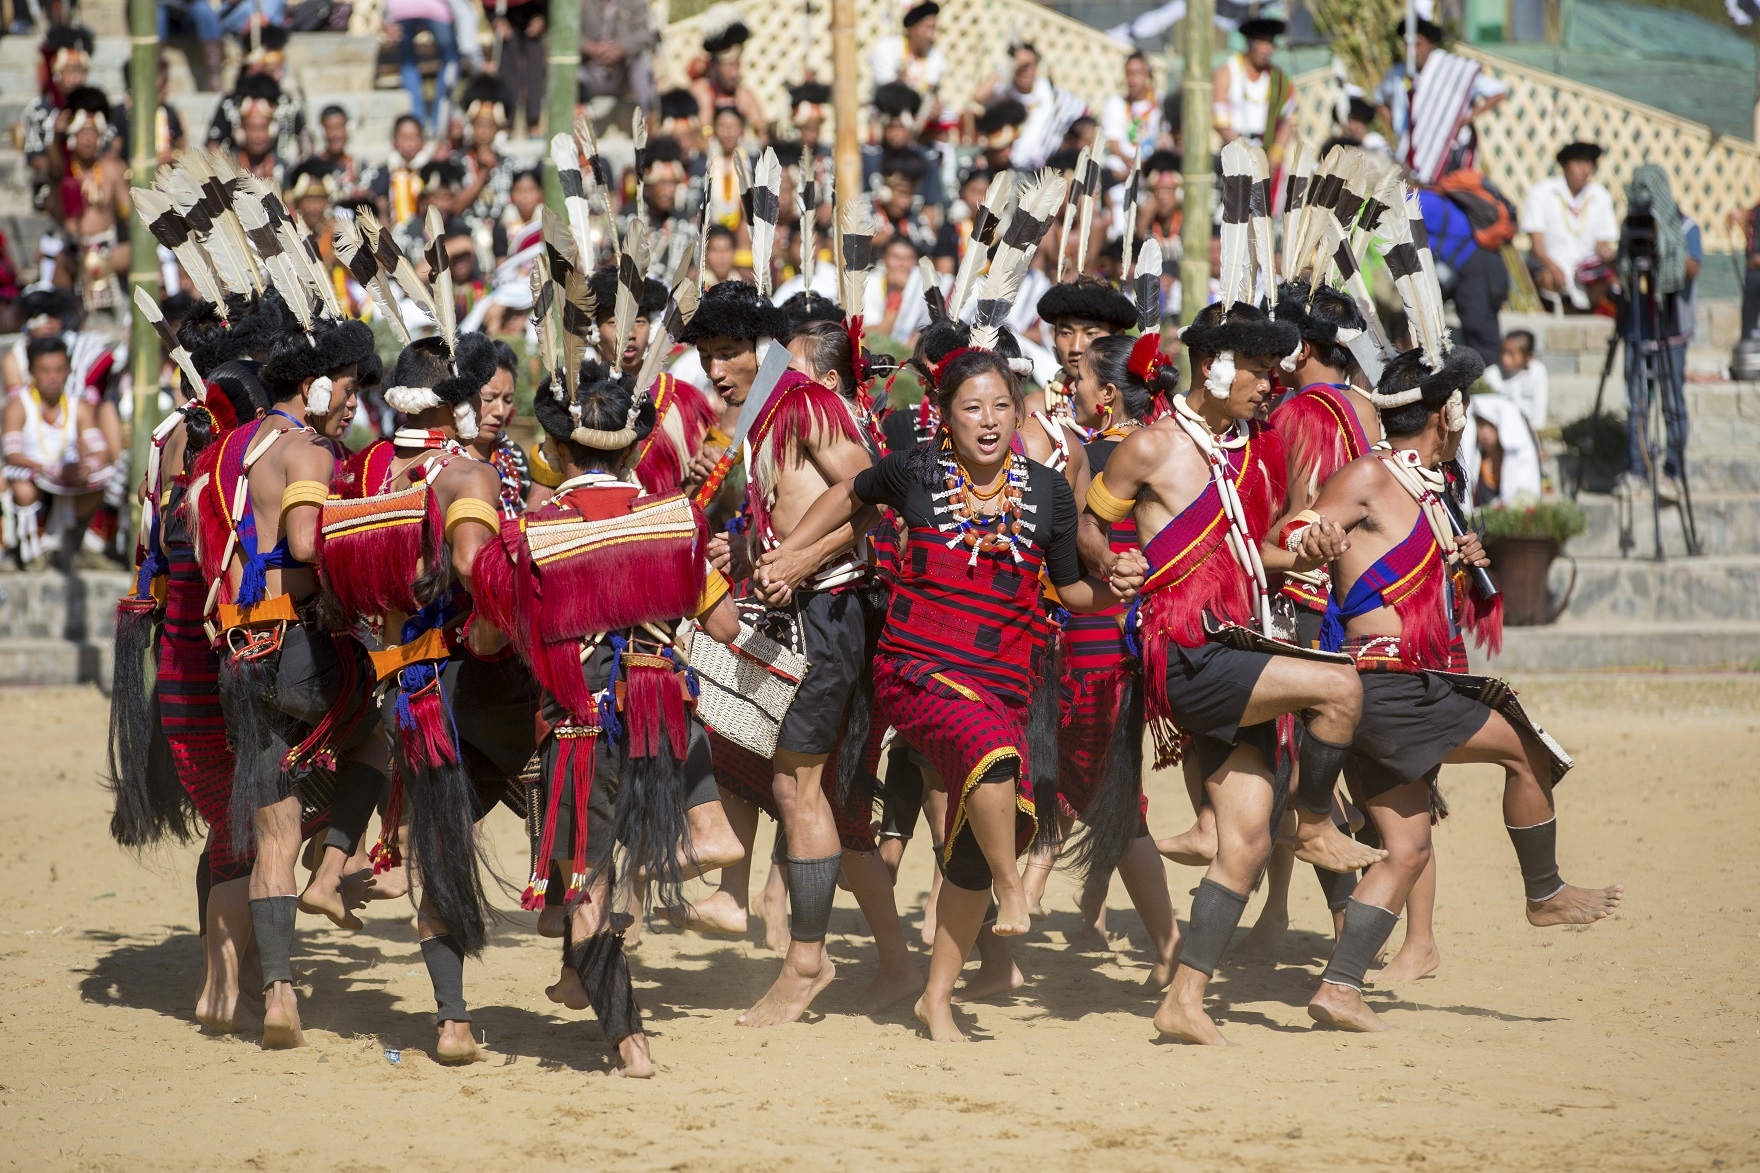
1179, 0, 1214, 330
831, 0, 861, 221
545, 0, 582, 211
127, 0, 160, 514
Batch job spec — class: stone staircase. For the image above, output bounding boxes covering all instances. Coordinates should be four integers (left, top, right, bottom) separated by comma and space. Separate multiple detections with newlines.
1471, 310, 1760, 673
0, 29, 408, 218
0, 569, 126, 686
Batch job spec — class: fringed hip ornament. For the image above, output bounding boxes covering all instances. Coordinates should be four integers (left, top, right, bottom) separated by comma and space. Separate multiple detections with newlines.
393, 660, 462, 770
522, 724, 600, 910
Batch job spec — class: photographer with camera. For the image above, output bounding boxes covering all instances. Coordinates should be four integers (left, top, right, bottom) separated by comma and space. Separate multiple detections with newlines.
1615, 165, 1702, 505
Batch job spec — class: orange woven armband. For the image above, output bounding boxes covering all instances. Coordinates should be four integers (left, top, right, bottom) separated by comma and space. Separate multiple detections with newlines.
694, 567, 731, 617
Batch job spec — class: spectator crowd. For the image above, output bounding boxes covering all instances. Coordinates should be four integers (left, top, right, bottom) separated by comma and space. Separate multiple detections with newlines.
0, 0, 1720, 563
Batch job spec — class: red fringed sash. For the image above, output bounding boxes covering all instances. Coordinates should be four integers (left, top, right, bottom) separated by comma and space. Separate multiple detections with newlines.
1132, 423, 1281, 759
1323, 514, 1503, 670
744, 373, 866, 543
1271, 384, 1371, 491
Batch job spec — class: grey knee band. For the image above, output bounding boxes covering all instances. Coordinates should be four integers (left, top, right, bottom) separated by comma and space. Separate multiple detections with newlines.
1297, 732, 1352, 816
420, 935, 470, 1024
786, 853, 842, 942
1321, 899, 1400, 990
1178, 879, 1250, 977
249, 895, 298, 990
1506, 818, 1565, 902
1314, 862, 1359, 910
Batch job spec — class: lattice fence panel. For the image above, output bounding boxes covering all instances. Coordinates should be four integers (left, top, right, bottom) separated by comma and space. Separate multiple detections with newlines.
658, 0, 1135, 136
1289, 52, 1760, 253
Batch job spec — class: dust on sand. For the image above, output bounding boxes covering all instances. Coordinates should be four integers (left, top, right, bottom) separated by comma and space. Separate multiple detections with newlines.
2, 677, 1757, 1170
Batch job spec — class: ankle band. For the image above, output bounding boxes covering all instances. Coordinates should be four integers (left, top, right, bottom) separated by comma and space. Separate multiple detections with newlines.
1320, 899, 1400, 990
1296, 732, 1352, 816
570, 930, 642, 1045
786, 853, 842, 942
1506, 818, 1565, 902
1178, 879, 1249, 977
249, 895, 298, 990
420, 934, 470, 1024
322, 761, 385, 854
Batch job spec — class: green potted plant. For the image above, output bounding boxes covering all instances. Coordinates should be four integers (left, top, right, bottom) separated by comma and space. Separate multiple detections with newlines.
1476, 497, 1588, 626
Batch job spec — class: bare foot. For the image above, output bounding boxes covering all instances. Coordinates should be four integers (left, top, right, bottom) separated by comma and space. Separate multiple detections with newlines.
952, 958, 1023, 1003
1238, 905, 1289, 956
1308, 981, 1390, 1032
679, 842, 745, 880
1370, 939, 1440, 985
666, 890, 749, 936
1527, 883, 1623, 927
857, 959, 926, 1015
1028, 900, 1050, 922
195, 986, 262, 1034
913, 994, 966, 1042
1156, 816, 1217, 867
738, 949, 836, 1027
298, 872, 364, 932
260, 981, 305, 1050
1076, 924, 1111, 952
352, 862, 409, 902
611, 1032, 654, 1078
546, 961, 589, 1010
435, 1019, 484, 1063
1152, 991, 1228, 1046
991, 889, 1032, 937
1289, 816, 1386, 874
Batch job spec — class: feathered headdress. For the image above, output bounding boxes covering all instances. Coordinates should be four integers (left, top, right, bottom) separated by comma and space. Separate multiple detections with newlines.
949, 169, 1015, 322
748, 147, 782, 298
971, 171, 1065, 352
835, 197, 877, 319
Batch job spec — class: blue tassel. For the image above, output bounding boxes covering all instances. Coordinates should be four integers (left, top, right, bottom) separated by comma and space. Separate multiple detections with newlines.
1122, 597, 1143, 663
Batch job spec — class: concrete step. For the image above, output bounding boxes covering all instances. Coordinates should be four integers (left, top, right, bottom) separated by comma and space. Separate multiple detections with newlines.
0, 570, 131, 642
0, 636, 106, 686
1546, 375, 1760, 432
1554, 554, 1760, 623
1567, 492, 1760, 558
1469, 620, 1760, 673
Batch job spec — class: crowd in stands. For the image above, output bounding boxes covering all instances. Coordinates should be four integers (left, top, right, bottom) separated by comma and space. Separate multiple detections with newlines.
0, 0, 1720, 563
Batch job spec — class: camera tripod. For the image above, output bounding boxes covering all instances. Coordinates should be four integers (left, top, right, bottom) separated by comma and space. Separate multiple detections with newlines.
1573, 256, 1702, 560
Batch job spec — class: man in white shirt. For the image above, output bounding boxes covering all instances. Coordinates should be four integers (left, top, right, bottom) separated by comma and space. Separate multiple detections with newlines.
978, 42, 1080, 172
1521, 141, 1619, 312
870, 2, 949, 124
1100, 51, 1162, 177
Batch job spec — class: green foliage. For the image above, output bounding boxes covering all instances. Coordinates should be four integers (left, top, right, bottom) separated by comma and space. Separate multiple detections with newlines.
1479, 497, 1588, 543
1309, 0, 1409, 92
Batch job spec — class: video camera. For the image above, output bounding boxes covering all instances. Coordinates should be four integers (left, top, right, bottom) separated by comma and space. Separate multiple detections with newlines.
1622, 192, 1657, 268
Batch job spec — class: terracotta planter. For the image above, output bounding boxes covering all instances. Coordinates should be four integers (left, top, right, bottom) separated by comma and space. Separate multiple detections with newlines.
1486, 536, 1574, 626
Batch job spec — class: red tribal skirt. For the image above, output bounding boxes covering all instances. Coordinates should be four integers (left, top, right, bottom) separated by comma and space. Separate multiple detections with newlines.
871, 656, 1036, 863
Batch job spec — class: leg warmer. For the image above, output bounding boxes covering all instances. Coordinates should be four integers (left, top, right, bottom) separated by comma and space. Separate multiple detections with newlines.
570, 930, 642, 1047
420, 934, 470, 1023
1178, 878, 1250, 977
249, 895, 298, 990
1296, 732, 1352, 816
322, 760, 386, 854
786, 853, 843, 942
1320, 899, 1401, 990
940, 829, 994, 892
1506, 818, 1565, 902
1314, 863, 1359, 911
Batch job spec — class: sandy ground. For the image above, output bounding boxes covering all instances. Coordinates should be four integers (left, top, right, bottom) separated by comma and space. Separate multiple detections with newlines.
2, 676, 1758, 1171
